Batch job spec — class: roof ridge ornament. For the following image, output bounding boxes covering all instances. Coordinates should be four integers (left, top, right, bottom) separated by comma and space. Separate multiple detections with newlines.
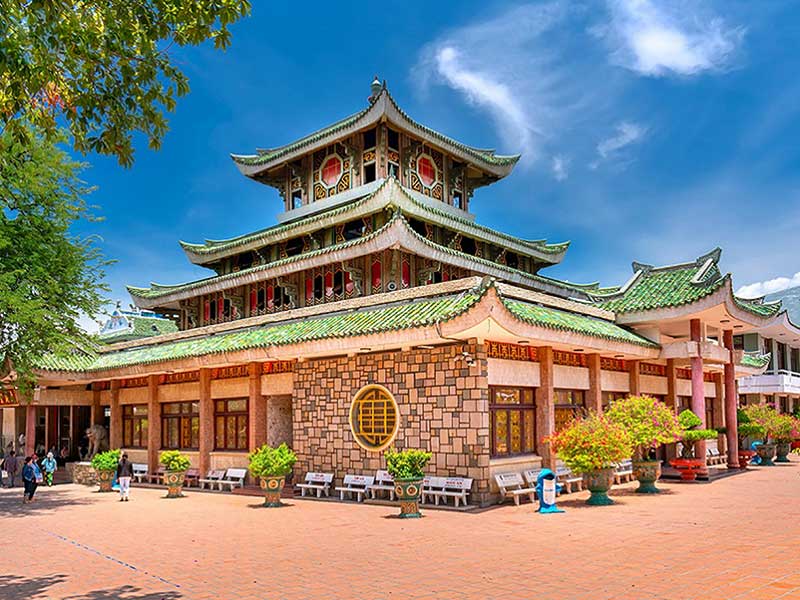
368, 75, 383, 103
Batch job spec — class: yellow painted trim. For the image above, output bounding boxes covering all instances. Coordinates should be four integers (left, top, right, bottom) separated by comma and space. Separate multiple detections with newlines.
348, 384, 400, 453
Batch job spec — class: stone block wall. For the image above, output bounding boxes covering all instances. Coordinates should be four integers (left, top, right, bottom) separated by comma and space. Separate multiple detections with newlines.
292, 342, 491, 504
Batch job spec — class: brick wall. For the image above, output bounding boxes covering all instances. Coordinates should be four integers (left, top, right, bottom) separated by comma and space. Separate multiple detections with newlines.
292, 342, 491, 504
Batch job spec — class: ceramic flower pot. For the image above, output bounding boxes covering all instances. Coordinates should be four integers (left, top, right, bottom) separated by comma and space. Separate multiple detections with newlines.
164, 470, 186, 498
632, 460, 662, 494
96, 469, 115, 492
583, 468, 616, 506
757, 443, 776, 466
260, 475, 286, 507
737, 450, 756, 469
394, 477, 424, 518
776, 442, 792, 463
669, 458, 703, 481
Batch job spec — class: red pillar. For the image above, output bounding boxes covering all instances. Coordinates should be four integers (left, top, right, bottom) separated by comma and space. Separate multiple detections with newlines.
690, 319, 708, 473
146, 375, 161, 475
628, 360, 641, 396
587, 354, 602, 413
248, 362, 266, 452
536, 347, 555, 469
198, 368, 213, 478
109, 380, 121, 450
723, 330, 740, 467
25, 404, 36, 456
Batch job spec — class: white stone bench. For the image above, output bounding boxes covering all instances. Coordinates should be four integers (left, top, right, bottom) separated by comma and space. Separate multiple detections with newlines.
335, 474, 375, 502
707, 447, 726, 466
218, 468, 247, 491
424, 476, 473, 507
494, 472, 535, 506
556, 467, 583, 493
368, 469, 395, 500
296, 472, 333, 498
198, 469, 226, 490
614, 459, 634, 484
132, 463, 148, 484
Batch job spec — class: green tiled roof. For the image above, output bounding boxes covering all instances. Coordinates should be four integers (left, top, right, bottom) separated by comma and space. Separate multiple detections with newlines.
131, 211, 578, 303
231, 87, 520, 171
37, 281, 656, 373
501, 298, 659, 348
741, 352, 771, 369
589, 248, 781, 319
180, 177, 566, 262
98, 315, 179, 344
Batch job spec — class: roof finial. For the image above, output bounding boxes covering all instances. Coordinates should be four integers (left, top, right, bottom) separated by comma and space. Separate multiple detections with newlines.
369, 75, 382, 103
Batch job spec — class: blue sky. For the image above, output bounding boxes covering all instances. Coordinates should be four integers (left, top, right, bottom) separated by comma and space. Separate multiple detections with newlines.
74, 0, 800, 326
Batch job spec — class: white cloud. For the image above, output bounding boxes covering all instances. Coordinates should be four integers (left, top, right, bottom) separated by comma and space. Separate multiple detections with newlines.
597, 121, 647, 158
601, 0, 744, 77
551, 155, 570, 181
737, 273, 800, 299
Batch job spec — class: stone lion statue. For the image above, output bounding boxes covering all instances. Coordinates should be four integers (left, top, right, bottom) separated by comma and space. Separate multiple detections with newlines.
85, 424, 108, 459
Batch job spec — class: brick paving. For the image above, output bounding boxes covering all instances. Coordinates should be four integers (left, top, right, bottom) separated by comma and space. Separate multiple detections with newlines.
3, 459, 800, 600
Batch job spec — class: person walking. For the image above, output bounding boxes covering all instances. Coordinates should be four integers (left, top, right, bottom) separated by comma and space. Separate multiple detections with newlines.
42, 452, 57, 486
22, 457, 38, 504
116, 453, 133, 502
4, 450, 18, 488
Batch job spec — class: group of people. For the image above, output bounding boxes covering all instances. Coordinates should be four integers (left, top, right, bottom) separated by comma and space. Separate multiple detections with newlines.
1, 449, 59, 504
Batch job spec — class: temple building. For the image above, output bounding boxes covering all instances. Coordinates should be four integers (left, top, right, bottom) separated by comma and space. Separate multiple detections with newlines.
4, 78, 799, 504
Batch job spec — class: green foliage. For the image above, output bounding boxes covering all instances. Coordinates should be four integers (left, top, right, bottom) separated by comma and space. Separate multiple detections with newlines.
0, 123, 110, 394
385, 448, 432, 480
606, 395, 681, 460
742, 404, 783, 441
771, 415, 796, 443
91, 449, 120, 471
676, 410, 717, 458
159, 450, 190, 472
547, 413, 633, 474
248, 443, 297, 478
1, 1, 251, 166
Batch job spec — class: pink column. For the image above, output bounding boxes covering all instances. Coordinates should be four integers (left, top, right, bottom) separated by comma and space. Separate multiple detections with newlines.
723, 330, 740, 467
587, 354, 603, 413
690, 319, 708, 474
25, 404, 36, 456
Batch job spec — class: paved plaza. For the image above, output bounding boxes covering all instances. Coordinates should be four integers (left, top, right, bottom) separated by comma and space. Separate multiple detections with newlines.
3, 461, 800, 600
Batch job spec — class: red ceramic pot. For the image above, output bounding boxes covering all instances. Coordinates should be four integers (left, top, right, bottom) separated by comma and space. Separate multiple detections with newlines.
669, 458, 704, 481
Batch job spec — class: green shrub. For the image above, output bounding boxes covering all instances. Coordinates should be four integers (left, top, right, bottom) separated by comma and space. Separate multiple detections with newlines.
91, 449, 120, 471
159, 450, 191, 472
547, 413, 632, 474
385, 448, 432, 480
605, 395, 681, 460
772, 415, 796, 443
248, 443, 297, 478
676, 410, 717, 458
742, 404, 782, 441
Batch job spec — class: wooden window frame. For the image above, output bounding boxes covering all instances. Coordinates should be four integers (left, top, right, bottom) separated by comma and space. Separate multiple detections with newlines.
214, 398, 249, 451
489, 386, 536, 458
122, 404, 148, 449
161, 401, 200, 450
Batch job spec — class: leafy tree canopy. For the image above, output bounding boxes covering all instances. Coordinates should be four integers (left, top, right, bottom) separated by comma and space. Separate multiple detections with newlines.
1, 0, 251, 166
0, 123, 109, 394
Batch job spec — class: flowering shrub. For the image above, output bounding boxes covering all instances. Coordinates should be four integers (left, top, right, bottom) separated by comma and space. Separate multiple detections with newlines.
546, 413, 632, 474
742, 405, 782, 442
737, 409, 766, 447
772, 415, 796, 443
676, 410, 718, 458
605, 395, 681, 460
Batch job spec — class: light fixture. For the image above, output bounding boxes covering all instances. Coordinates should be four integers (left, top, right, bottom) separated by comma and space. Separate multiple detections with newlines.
517, 340, 529, 345
358, 347, 371, 353
734, 325, 743, 329
573, 348, 584, 352
720, 319, 730, 324
418, 344, 435, 350
614, 354, 624, 359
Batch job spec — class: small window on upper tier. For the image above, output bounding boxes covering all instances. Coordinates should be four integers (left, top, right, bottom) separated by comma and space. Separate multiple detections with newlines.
387, 128, 399, 150
291, 189, 303, 209
363, 128, 376, 149
364, 163, 376, 184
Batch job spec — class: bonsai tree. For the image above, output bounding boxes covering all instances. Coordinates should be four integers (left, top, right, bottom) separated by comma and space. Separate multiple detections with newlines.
385, 448, 432, 481
91, 449, 120, 472
248, 443, 297, 479
676, 410, 717, 459
605, 395, 681, 461
159, 450, 191, 472
737, 409, 765, 448
547, 413, 632, 475
772, 414, 796, 444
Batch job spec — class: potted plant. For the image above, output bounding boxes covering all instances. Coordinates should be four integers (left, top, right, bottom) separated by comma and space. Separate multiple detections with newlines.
736, 409, 764, 469
159, 450, 191, 498
773, 415, 796, 463
91, 449, 120, 492
248, 443, 297, 507
547, 413, 632, 506
792, 417, 800, 451
385, 448, 432, 518
669, 410, 717, 480
606, 395, 681, 494
743, 405, 779, 466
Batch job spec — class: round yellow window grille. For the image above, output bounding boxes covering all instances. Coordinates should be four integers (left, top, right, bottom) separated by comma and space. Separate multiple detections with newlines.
349, 385, 399, 452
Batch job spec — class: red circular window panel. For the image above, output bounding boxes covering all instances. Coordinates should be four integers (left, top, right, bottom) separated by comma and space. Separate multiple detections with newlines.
417, 156, 436, 187
321, 156, 342, 187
